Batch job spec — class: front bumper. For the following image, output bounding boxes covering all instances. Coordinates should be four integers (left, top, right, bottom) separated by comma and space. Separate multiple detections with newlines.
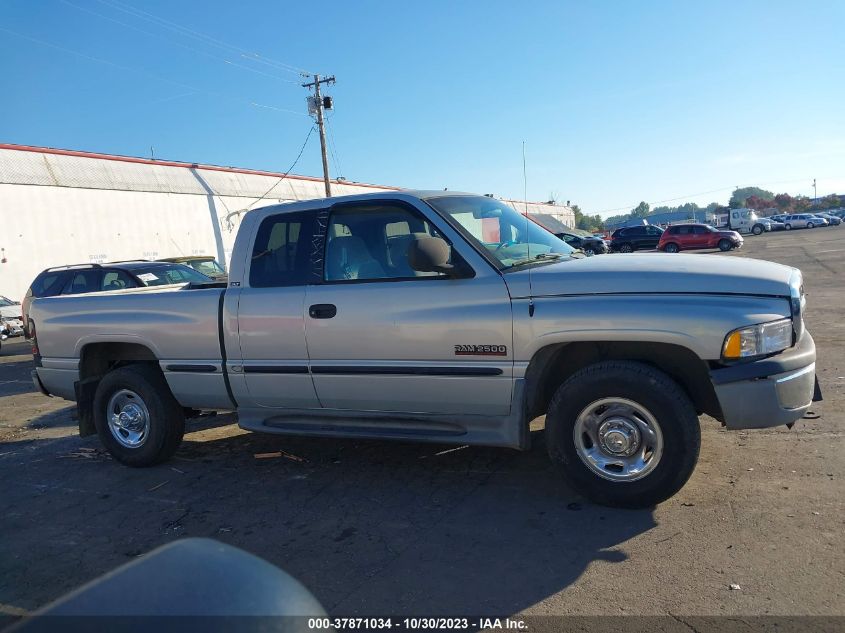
710, 332, 819, 429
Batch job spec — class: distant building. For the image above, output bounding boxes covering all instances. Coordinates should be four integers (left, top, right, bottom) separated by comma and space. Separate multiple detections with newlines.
523, 213, 572, 234
0, 143, 576, 298
0, 143, 398, 299
501, 199, 575, 231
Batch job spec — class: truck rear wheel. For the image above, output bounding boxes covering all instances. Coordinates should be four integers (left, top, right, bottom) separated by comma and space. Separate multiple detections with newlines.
545, 361, 700, 508
93, 364, 185, 467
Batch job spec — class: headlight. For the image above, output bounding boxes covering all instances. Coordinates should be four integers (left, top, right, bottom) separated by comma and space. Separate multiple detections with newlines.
722, 318, 793, 360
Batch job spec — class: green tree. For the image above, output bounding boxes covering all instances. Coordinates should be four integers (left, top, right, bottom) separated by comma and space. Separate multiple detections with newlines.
605, 212, 630, 226
822, 195, 840, 210
631, 201, 650, 218
729, 187, 775, 209
570, 204, 604, 231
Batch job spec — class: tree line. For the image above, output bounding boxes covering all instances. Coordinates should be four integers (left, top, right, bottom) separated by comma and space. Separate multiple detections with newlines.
591, 187, 841, 230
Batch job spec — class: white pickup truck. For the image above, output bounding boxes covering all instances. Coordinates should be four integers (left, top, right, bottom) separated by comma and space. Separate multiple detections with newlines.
29, 191, 821, 507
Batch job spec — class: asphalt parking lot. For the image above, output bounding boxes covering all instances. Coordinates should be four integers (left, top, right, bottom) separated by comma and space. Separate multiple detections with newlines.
0, 227, 842, 620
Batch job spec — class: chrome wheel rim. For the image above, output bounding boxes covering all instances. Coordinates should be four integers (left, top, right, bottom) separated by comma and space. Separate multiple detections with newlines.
573, 397, 664, 482
107, 389, 151, 448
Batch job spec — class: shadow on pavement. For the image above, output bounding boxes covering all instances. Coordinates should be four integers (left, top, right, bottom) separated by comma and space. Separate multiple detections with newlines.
2, 409, 657, 617
0, 359, 36, 397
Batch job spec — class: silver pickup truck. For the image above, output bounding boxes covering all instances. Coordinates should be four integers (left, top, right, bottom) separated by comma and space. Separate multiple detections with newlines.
29, 191, 821, 507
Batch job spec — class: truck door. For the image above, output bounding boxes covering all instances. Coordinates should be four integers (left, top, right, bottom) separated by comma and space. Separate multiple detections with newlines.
730, 210, 747, 232
235, 210, 321, 409
303, 199, 514, 416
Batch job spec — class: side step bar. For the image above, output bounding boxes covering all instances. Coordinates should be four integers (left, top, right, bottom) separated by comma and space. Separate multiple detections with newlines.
239, 415, 466, 443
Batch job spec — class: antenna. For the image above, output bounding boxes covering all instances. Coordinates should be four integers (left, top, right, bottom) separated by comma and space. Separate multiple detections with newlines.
523, 141, 534, 317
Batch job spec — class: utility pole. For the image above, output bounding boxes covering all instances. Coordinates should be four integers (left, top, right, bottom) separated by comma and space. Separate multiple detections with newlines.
302, 74, 335, 197
812, 178, 817, 205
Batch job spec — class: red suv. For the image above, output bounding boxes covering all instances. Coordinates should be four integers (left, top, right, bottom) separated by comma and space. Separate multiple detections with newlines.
658, 224, 743, 253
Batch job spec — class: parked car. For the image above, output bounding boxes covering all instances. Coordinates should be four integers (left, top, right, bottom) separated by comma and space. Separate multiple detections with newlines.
782, 214, 825, 230
658, 224, 744, 253
0, 295, 25, 344
770, 214, 788, 223
760, 218, 786, 231
554, 231, 608, 255
22, 261, 213, 334
609, 224, 664, 252
158, 256, 228, 280
29, 191, 820, 508
815, 212, 841, 226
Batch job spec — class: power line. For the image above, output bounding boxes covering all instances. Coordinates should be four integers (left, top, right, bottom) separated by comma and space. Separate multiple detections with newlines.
324, 111, 344, 179
246, 125, 317, 210
94, 0, 312, 76
0, 26, 304, 118
60, 0, 301, 84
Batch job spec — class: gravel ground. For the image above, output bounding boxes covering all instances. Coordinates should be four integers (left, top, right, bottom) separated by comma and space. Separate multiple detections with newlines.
0, 226, 842, 619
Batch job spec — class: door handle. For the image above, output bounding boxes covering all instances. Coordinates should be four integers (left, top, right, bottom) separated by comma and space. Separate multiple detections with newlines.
309, 304, 337, 319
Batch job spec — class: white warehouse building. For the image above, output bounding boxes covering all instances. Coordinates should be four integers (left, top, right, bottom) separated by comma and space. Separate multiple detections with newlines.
0, 143, 574, 300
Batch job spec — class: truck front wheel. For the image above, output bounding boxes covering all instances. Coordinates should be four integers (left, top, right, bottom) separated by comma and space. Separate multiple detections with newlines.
93, 364, 185, 467
545, 361, 700, 508
752, 224, 763, 235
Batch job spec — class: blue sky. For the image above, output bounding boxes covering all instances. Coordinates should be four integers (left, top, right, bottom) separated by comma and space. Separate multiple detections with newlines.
2, 0, 843, 216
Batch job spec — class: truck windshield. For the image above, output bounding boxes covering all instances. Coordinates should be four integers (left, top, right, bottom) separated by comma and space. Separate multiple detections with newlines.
425, 195, 575, 269
131, 265, 212, 286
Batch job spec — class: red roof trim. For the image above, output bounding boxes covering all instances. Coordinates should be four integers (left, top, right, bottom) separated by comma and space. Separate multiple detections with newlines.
0, 143, 400, 190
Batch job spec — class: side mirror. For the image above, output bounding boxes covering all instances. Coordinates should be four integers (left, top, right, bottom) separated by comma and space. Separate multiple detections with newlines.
408, 235, 455, 275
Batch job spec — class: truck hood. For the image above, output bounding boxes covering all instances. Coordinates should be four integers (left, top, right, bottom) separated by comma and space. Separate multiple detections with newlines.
509, 253, 795, 298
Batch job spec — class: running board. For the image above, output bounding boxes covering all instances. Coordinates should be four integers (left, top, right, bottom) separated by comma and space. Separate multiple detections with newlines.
238, 415, 466, 443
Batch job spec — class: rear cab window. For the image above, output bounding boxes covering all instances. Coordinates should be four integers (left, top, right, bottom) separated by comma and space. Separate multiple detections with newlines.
249, 211, 318, 287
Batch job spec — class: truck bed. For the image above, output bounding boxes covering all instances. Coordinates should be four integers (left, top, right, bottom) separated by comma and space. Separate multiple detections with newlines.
31, 285, 230, 408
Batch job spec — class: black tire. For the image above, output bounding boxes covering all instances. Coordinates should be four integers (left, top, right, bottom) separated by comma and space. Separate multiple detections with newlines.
752, 225, 763, 235
546, 361, 701, 508
93, 364, 185, 467
583, 248, 595, 257
785, 223, 792, 230
619, 243, 634, 253
663, 242, 679, 253
718, 239, 732, 251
